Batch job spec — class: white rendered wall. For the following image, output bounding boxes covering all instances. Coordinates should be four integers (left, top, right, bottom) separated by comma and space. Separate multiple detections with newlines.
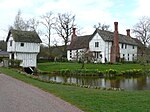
16, 53, 37, 67
120, 44, 137, 61
89, 33, 106, 63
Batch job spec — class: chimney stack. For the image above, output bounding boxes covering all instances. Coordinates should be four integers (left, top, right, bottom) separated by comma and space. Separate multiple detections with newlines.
113, 22, 119, 45
73, 28, 76, 36
110, 22, 120, 63
126, 29, 130, 37
71, 28, 77, 42
114, 22, 118, 31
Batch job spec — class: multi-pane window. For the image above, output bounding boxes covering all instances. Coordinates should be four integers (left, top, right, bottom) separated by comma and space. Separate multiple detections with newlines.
125, 44, 127, 49
10, 40, 12, 46
121, 43, 124, 49
95, 52, 99, 58
132, 54, 134, 61
122, 44, 127, 49
95, 42, 99, 47
128, 54, 129, 61
94, 52, 102, 59
123, 54, 125, 58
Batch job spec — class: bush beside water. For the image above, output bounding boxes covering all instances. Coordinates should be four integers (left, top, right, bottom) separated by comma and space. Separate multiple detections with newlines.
55, 69, 102, 76
55, 68, 150, 77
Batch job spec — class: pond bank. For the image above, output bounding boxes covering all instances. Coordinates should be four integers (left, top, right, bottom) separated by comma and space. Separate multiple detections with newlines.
37, 68, 150, 78
35, 68, 150, 91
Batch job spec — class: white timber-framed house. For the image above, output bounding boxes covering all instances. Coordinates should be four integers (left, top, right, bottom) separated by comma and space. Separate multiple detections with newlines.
67, 22, 138, 63
6, 29, 42, 71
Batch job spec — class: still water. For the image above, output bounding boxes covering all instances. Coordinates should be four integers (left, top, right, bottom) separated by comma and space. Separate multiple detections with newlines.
39, 75, 150, 90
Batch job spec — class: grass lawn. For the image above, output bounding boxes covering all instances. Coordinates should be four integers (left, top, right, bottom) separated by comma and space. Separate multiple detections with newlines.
38, 62, 150, 72
1, 67, 150, 112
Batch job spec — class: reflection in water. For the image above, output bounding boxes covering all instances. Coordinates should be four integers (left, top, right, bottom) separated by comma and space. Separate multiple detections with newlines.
39, 75, 150, 90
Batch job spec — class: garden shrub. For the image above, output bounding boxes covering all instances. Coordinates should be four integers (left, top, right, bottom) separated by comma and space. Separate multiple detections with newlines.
105, 69, 117, 75
121, 69, 142, 76
57, 69, 101, 76
7, 59, 22, 68
53, 68, 148, 77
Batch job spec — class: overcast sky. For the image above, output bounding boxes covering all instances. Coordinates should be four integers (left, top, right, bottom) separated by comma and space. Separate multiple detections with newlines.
0, 0, 150, 44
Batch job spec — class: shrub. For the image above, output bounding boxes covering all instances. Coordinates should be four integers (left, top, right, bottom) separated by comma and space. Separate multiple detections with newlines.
57, 69, 102, 76
121, 69, 142, 76
8, 59, 22, 68
106, 69, 117, 75
58, 69, 70, 75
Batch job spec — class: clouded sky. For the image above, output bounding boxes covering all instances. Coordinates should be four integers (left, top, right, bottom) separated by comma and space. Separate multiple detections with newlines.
0, 0, 150, 44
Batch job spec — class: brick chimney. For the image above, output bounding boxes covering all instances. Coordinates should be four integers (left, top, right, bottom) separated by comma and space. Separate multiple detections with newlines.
114, 22, 119, 45
114, 22, 118, 31
71, 28, 77, 42
110, 22, 120, 63
126, 29, 130, 37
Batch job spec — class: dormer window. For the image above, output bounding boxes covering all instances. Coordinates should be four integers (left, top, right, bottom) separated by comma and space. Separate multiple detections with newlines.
21, 43, 24, 47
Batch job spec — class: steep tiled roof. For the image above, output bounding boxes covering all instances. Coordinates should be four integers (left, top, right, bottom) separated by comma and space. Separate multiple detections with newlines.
6, 29, 42, 43
132, 38, 145, 48
68, 29, 138, 50
67, 35, 92, 50
96, 29, 138, 45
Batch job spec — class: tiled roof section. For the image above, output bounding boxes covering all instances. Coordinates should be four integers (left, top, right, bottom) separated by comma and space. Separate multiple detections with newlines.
6, 29, 42, 43
67, 35, 92, 50
132, 38, 145, 48
96, 29, 138, 45
67, 29, 139, 50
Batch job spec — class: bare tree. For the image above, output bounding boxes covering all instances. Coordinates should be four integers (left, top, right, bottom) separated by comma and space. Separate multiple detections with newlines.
52, 38, 59, 47
13, 10, 29, 31
40, 12, 55, 55
13, 10, 39, 32
55, 13, 75, 57
133, 16, 150, 47
94, 23, 110, 31
27, 18, 39, 32
78, 50, 94, 69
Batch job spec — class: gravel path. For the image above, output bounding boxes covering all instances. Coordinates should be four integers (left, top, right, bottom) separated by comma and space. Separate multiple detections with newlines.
0, 73, 83, 112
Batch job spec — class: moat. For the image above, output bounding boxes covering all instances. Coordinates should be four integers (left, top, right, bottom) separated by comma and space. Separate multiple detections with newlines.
39, 75, 150, 90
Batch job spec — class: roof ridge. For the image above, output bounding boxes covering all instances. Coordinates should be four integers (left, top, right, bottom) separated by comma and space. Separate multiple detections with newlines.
97, 28, 134, 38
77, 34, 93, 38
6, 29, 42, 43
11, 29, 37, 33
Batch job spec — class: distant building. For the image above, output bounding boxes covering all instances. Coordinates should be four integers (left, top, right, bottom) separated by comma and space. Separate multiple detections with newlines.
0, 50, 9, 58
67, 22, 138, 63
6, 29, 42, 69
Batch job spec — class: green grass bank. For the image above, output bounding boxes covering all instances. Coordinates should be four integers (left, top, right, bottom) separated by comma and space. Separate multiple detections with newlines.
0, 67, 150, 112
38, 62, 150, 76
38, 62, 149, 72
